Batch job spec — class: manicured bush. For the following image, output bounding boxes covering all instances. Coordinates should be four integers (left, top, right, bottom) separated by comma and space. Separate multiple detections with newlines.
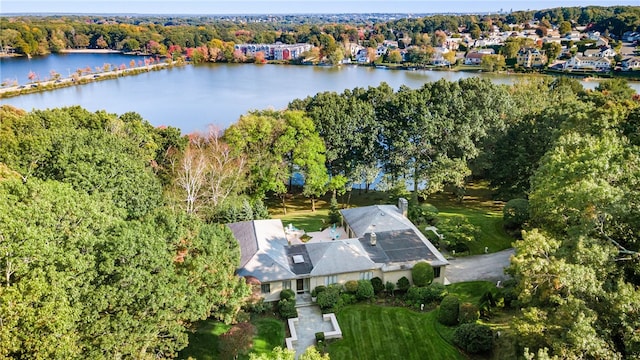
344, 280, 359, 293
406, 286, 423, 303
278, 299, 297, 319
423, 283, 447, 303
356, 280, 374, 300
317, 285, 341, 311
411, 261, 434, 286
280, 288, 295, 301
459, 302, 480, 323
311, 285, 326, 298
503, 198, 529, 230
385, 281, 395, 294
397, 276, 410, 292
438, 295, 460, 326
340, 293, 356, 305
371, 277, 384, 294
453, 323, 493, 354
315, 332, 325, 343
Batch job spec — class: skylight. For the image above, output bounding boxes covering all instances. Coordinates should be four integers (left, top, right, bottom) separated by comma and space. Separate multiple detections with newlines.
292, 255, 305, 264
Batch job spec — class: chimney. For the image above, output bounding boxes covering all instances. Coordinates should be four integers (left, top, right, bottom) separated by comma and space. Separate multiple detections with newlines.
398, 198, 408, 218
369, 232, 377, 246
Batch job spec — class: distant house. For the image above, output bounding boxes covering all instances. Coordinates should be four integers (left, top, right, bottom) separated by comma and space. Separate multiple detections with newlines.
583, 47, 616, 58
464, 49, 494, 65
517, 48, 547, 68
621, 57, 640, 71
228, 199, 449, 302
564, 56, 612, 71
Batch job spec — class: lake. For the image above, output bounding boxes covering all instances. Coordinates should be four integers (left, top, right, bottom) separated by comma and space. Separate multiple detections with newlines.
1, 53, 638, 133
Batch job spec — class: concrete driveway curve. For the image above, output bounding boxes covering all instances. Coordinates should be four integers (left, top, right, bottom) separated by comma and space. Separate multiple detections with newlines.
444, 248, 515, 284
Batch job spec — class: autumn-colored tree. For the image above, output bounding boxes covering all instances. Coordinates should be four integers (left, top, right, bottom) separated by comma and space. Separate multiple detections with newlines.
219, 322, 256, 360
254, 51, 266, 64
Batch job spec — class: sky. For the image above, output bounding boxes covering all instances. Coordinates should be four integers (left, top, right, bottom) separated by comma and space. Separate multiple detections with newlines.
1, 0, 638, 15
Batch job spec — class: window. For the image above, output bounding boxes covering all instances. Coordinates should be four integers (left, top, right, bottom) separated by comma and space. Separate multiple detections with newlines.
325, 275, 338, 286
261, 283, 271, 294
359, 271, 373, 281
434, 267, 441, 278
282, 281, 291, 290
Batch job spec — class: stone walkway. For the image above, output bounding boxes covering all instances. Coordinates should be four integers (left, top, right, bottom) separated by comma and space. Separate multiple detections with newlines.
290, 305, 335, 358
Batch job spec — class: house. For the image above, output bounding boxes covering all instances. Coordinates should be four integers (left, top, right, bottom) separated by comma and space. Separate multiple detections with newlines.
517, 48, 547, 68
563, 56, 612, 71
228, 199, 449, 302
621, 57, 640, 71
233, 43, 312, 60
464, 49, 494, 65
583, 47, 616, 58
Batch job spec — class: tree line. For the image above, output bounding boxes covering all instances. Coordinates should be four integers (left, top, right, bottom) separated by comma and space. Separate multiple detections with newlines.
2, 6, 638, 58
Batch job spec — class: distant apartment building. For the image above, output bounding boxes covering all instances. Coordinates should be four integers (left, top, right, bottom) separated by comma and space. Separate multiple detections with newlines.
234, 43, 313, 60
517, 48, 547, 68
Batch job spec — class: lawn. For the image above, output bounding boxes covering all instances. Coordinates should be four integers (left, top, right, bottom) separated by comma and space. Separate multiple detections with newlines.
446, 281, 497, 306
327, 305, 465, 360
178, 317, 285, 360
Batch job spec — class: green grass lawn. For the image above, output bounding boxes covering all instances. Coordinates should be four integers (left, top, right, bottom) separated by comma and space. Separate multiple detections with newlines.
178, 317, 285, 360
446, 281, 497, 305
327, 305, 465, 360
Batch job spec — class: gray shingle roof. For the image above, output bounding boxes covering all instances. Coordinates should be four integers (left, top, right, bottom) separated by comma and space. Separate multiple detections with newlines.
227, 219, 295, 282
307, 239, 377, 276
340, 205, 409, 237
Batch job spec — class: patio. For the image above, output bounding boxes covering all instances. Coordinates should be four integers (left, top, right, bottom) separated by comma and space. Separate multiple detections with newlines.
286, 224, 348, 245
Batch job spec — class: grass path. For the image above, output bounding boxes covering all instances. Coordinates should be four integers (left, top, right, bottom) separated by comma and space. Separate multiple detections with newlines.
328, 306, 465, 360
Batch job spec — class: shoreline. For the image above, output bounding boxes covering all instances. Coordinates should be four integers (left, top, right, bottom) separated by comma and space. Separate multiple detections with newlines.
58, 49, 124, 54
0, 61, 181, 98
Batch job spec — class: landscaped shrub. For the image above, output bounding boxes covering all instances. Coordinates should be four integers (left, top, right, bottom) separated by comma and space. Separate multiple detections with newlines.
317, 285, 341, 311
423, 283, 447, 303
408, 203, 439, 226
278, 299, 298, 319
406, 286, 423, 303
459, 302, 480, 323
385, 281, 395, 294
356, 280, 374, 300
280, 288, 295, 301
411, 261, 434, 286
397, 276, 410, 292
503, 198, 529, 230
371, 277, 384, 294
438, 295, 460, 326
344, 280, 359, 293
453, 323, 493, 354
340, 293, 357, 305
315, 332, 325, 343
311, 285, 326, 298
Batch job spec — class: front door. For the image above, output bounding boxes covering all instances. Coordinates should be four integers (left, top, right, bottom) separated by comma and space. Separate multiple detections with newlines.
296, 278, 304, 294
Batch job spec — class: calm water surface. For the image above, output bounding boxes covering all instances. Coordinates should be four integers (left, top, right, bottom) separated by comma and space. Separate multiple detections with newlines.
1, 54, 637, 133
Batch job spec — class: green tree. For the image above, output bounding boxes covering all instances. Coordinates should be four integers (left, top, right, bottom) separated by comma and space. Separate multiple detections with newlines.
481, 54, 506, 72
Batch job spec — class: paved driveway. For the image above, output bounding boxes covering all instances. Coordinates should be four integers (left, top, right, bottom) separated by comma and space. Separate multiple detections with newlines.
444, 248, 515, 284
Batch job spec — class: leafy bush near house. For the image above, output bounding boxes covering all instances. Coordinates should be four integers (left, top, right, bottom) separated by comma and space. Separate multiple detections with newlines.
397, 276, 410, 292
411, 261, 434, 287
278, 299, 298, 319
438, 295, 460, 326
280, 289, 295, 301
311, 285, 326, 298
315, 332, 325, 343
408, 203, 439, 226
317, 285, 341, 311
459, 302, 480, 323
371, 277, 384, 294
423, 283, 447, 303
385, 281, 395, 294
453, 323, 493, 354
356, 280, 374, 300
503, 198, 529, 230
406, 283, 447, 305
344, 280, 359, 293
340, 293, 356, 305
